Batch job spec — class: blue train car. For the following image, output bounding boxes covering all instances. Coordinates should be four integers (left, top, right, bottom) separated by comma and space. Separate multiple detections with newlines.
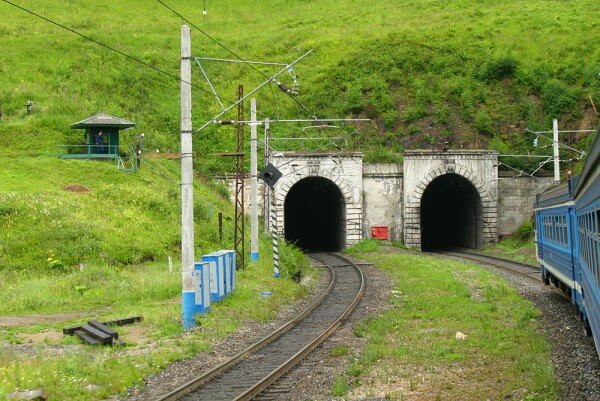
573, 130, 600, 343
534, 181, 577, 299
534, 127, 600, 354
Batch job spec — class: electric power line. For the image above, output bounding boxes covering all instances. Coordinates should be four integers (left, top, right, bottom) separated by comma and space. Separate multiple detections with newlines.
0, 0, 249, 112
153, 0, 317, 118
140, 157, 234, 219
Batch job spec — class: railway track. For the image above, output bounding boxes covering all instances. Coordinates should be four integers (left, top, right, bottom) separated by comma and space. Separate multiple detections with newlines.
435, 249, 578, 303
157, 252, 364, 401
434, 250, 541, 282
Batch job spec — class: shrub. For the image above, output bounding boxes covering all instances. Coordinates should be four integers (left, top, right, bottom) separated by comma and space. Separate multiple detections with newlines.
474, 109, 495, 136
515, 221, 534, 241
541, 79, 581, 117
479, 55, 518, 81
278, 241, 309, 281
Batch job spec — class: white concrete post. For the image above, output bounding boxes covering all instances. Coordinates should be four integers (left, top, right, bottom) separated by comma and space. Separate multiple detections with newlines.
180, 25, 196, 330
250, 98, 259, 261
553, 118, 560, 185
263, 118, 271, 229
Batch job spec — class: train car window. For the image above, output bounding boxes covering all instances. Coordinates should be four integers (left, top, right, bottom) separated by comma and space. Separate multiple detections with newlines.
558, 215, 563, 245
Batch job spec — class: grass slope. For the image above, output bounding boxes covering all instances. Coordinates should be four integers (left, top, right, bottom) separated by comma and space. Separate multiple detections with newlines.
0, 155, 313, 400
0, 156, 231, 270
344, 241, 557, 400
0, 0, 598, 170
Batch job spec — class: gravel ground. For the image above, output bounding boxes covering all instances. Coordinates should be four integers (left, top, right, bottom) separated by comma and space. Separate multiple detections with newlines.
117, 252, 600, 401
113, 257, 393, 401
114, 267, 334, 401
478, 261, 600, 401
256, 259, 393, 401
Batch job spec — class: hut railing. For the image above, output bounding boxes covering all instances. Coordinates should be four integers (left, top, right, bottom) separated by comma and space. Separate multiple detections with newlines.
58, 144, 119, 158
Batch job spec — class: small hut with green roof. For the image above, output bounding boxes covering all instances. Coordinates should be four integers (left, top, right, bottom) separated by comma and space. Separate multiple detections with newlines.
59, 113, 135, 160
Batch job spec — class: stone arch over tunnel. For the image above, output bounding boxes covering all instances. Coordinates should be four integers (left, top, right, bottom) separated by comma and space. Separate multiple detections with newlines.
420, 173, 483, 251
284, 176, 346, 252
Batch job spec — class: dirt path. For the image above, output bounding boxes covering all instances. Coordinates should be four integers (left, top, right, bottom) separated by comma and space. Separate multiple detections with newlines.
0, 311, 101, 328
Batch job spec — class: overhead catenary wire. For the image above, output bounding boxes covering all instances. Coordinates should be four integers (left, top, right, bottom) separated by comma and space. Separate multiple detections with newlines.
140, 158, 234, 219
153, 0, 317, 118
0, 0, 246, 110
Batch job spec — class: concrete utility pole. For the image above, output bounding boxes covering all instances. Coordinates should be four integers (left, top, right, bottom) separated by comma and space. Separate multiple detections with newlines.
553, 118, 560, 185
250, 98, 259, 261
180, 25, 196, 330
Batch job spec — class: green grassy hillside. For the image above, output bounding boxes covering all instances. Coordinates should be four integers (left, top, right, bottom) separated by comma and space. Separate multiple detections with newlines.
0, 156, 234, 270
1, 0, 598, 170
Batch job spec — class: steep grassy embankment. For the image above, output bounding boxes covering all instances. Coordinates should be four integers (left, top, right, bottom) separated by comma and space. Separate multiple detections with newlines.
0, 0, 598, 171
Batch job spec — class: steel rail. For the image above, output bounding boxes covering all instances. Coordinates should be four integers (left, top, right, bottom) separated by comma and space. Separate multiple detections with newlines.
157, 252, 364, 401
433, 250, 541, 282
156, 262, 335, 401
434, 250, 576, 303
235, 253, 365, 400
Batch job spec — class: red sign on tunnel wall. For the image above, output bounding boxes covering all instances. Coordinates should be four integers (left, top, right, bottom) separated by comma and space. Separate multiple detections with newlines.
371, 226, 389, 240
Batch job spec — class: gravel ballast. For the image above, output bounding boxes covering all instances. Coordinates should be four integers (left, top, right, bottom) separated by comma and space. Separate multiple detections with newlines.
117, 252, 600, 401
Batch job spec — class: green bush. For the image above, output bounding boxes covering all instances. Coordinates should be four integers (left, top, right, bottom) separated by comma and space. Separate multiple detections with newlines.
474, 109, 495, 136
278, 241, 309, 281
541, 79, 581, 117
515, 220, 534, 241
478, 55, 518, 81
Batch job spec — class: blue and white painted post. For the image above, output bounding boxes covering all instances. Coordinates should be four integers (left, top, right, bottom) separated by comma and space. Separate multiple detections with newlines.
271, 194, 280, 278
250, 98, 259, 262
180, 25, 196, 329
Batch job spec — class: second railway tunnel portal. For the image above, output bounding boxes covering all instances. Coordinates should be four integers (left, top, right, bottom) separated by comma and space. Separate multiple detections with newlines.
284, 176, 346, 252
420, 173, 483, 251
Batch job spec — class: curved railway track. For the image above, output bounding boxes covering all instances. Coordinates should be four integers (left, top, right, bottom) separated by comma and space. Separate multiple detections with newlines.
157, 252, 364, 401
433, 250, 541, 282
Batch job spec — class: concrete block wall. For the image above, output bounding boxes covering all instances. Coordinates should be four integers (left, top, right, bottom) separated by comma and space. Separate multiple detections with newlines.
218, 152, 552, 250
497, 173, 554, 236
362, 163, 403, 241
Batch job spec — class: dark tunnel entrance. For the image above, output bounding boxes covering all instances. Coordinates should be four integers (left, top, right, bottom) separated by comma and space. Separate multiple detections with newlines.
420, 173, 483, 251
284, 177, 346, 252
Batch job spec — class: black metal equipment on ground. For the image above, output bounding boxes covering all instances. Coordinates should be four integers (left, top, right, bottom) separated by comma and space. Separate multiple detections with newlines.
63, 316, 143, 345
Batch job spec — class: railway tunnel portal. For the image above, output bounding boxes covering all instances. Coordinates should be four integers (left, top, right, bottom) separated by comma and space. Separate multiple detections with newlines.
403, 150, 499, 250
270, 152, 364, 252
237, 149, 504, 253
420, 173, 483, 250
284, 176, 346, 251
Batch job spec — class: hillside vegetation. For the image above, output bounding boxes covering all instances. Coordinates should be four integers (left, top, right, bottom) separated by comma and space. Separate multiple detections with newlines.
0, 0, 598, 171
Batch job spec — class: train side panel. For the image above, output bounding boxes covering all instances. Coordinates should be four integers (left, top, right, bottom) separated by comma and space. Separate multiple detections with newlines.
575, 179, 600, 348
536, 205, 576, 294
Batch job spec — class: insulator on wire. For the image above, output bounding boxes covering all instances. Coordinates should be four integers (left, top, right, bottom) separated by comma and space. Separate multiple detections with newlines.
276, 81, 291, 94
291, 79, 300, 96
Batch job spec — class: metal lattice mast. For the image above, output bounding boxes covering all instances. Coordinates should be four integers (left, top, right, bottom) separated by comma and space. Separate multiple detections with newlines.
234, 85, 246, 270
